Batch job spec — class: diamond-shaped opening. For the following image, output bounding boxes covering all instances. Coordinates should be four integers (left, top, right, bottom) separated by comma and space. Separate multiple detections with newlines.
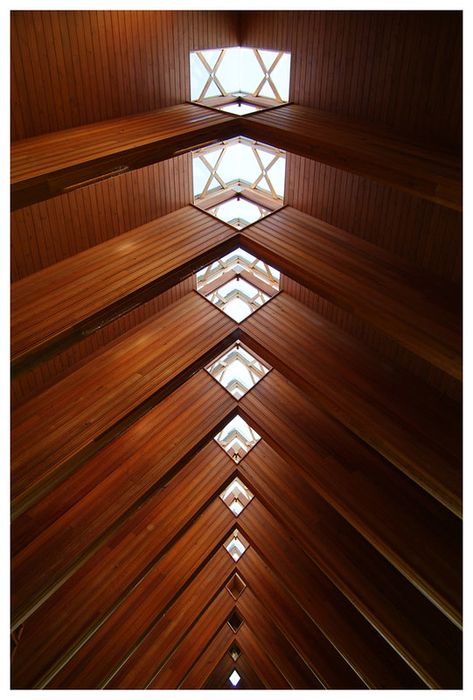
226, 572, 247, 600
215, 416, 261, 463
219, 101, 263, 115
224, 529, 250, 562
207, 343, 270, 400
207, 194, 270, 229
227, 609, 244, 633
229, 669, 241, 687
229, 642, 241, 662
220, 477, 254, 516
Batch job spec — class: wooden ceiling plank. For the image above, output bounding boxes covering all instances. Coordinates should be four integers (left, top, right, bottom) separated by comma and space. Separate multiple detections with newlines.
238, 500, 427, 689
240, 207, 461, 379
11, 206, 239, 372
241, 292, 461, 514
234, 623, 291, 689
237, 548, 366, 689
52, 552, 235, 690
241, 104, 461, 210
12, 496, 235, 689
237, 587, 324, 688
11, 103, 240, 210
12, 292, 237, 513
147, 588, 235, 689
239, 372, 461, 625
239, 441, 462, 689
12, 377, 235, 625
179, 614, 238, 689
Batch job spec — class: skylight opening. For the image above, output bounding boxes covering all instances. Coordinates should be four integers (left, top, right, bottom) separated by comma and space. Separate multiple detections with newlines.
220, 477, 254, 516
193, 137, 286, 203
229, 642, 241, 662
196, 247, 280, 323
224, 529, 250, 562
207, 342, 270, 399
229, 669, 241, 687
215, 416, 261, 463
190, 47, 291, 107
207, 195, 270, 229
219, 101, 263, 115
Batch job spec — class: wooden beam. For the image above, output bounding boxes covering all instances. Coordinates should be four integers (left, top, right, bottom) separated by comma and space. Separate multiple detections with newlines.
239, 371, 462, 626
11, 206, 238, 373
11, 104, 239, 210
241, 292, 461, 514
240, 207, 461, 379
242, 104, 461, 210
239, 441, 462, 688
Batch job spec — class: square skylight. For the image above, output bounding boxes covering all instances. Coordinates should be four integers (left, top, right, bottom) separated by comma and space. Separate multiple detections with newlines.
215, 416, 261, 463
229, 669, 241, 687
226, 572, 247, 600
220, 477, 254, 516
224, 529, 250, 562
207, 343, 270, 399
190, 47, 291, 104
229, 642, 241, 662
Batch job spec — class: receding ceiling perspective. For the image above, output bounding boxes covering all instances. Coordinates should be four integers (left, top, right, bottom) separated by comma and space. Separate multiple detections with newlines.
10, 9, 462, 691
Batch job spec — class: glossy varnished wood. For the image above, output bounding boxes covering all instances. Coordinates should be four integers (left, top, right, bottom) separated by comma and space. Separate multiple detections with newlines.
13, 491, 235, 689
239, 371, 461, 625
11, 207, 238, 372
242, 104, 461, 210
11, 104, 239, 210
12, 378, 235, 626
12, 293, 237, 515
239, 441, 462, 688
241, 207, 461, 379
241, 293, 461, 514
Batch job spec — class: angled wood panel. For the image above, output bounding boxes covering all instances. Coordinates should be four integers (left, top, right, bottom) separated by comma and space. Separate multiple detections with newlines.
237, 500, 426, 689
241, 11, 462, 150
240, 207, 461, 378
239, 371, 462, 624
11, 10, 239, 140
11, 104, 239, 210
242, 104, 461, 210
239, 441, 462, 688
11, 206, 238, 371
180, 618, 237, 689
241, 293, 461, 513
12, 292, 237, 514
12, 379, 235, 625
13, 497, 234, 689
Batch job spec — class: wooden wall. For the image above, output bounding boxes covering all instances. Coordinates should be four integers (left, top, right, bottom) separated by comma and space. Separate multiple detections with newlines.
11, 155, 192, 281
284, 153, 462, 284
11, 10, 239, 140
241, 10, 462, 150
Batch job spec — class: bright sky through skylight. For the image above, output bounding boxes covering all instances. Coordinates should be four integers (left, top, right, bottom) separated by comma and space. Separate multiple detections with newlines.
219, 102, 262, 115
229, 670, 241, 687
210, 196, 268, 228
190, 47, 291, 102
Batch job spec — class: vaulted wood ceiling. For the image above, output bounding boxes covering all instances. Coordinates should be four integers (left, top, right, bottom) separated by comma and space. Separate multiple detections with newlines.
10, 10, 462, 690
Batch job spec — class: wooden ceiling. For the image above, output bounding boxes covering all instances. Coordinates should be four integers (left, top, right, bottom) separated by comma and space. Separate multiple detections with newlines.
10, 10, 462, 690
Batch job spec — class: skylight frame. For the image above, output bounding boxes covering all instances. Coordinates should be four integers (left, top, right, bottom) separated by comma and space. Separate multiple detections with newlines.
190, 47, 291, 107
214, 415, 261, 463
206, 341, 271, 400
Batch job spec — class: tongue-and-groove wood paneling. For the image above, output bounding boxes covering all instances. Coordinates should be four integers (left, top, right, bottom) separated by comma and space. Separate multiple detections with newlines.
11, 10, 239, 140
241, 10, 461, 150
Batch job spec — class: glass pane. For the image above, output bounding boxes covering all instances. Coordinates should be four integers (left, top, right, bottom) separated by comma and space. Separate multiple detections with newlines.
192, 158, 209, 197
216, 47, 240, 94
219, 101, 262, 115
258, 48, 280, 70
268, 157, 286, 198
239, 48, 265, 94
271, 52, 291, 101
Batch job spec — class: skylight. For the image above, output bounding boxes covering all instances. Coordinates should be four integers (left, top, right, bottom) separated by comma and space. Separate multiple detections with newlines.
224, 529, 250, 562
229, 669, 241, 687
193, 137, 286, 202
229, 643, 241, 662
220, 477, 254, 516
207, 196, 270, 230
190, 47, 291, 104
215, 416, 261, 463
219, 101, 262, 115
207, 343, 270, 399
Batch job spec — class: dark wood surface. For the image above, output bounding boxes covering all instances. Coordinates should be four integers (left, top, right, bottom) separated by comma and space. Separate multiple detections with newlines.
239, 370, 462, 625
241, 292, 461, 514
11, 104, 238, 210
242, 103, 461, 210
241, 207, 461, 379
11, 207, 237, 371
